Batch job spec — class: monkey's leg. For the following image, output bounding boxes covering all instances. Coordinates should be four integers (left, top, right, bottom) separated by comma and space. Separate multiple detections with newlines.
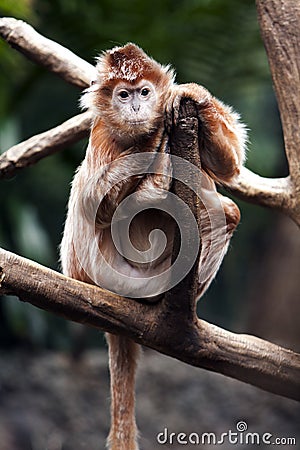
106, 333, 140, 450
219, 193, 241, 234
197, 185, 241, 298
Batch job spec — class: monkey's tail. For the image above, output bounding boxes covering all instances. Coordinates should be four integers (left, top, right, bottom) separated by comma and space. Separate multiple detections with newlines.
106, 333, 140, 450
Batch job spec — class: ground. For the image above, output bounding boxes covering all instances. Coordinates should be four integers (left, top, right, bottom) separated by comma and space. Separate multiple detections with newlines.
0, 348, 299, 449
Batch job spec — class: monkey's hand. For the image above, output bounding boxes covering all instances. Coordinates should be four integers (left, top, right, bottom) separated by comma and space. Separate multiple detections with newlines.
165, 83, 211, 133
135, 132, 172, 204
165, 83, 247, 183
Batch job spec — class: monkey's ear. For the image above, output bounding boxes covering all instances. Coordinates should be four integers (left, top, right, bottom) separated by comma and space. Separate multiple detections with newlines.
79, 82, 99, 111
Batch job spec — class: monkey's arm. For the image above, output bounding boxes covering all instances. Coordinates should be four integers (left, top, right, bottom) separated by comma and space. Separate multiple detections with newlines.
166, 83, 247, 183
82, 134, 173, 228
80, 155, 145, 228
135, 132, 172, 203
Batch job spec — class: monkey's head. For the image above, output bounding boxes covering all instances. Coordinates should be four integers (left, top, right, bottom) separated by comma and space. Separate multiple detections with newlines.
81, 43, 175, 140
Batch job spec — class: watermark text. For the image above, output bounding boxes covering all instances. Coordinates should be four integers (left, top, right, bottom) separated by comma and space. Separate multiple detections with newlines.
157, 421, 296, 446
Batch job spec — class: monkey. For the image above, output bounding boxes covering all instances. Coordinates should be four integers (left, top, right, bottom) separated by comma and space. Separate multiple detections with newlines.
60, 43, 247, 450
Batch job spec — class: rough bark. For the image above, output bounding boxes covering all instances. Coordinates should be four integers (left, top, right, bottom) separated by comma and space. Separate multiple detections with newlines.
256, 0, 300, 224
164, 99, 201, 319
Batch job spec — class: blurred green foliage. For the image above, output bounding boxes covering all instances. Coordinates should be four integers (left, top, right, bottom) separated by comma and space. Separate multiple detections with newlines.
0, 0, 287, 350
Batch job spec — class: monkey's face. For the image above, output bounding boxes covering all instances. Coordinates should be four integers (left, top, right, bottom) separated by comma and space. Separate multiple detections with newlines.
111, 80, 162, 136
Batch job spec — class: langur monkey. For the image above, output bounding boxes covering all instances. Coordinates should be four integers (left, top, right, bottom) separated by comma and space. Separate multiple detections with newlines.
60, 43, 247, 450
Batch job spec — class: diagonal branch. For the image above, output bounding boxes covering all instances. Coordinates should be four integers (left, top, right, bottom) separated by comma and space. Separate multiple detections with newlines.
0, 112, 92, 178
1, 246, 299, 401
0, 17, 96, 88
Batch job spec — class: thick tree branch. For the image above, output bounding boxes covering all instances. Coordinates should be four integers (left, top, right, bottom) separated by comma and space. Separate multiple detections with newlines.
0, 112, 92, 177
256, 0, 300, 181
256, 0, 300, 225
164, 99, 201, 318
0, 247, 299, 401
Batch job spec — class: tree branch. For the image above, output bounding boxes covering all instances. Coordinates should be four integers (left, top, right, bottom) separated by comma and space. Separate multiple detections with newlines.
0, 247, 299, 401
256, 0, 300, 225
228, 167, 293, 211
0, 112, 92, 178
0, 17, 96, 88
256, 0, 300, 181
164, 98, 202, 319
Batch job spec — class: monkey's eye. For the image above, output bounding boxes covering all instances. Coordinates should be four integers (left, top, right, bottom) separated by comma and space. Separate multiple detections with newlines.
119, 90, 129, 99
141, 88, 150, 97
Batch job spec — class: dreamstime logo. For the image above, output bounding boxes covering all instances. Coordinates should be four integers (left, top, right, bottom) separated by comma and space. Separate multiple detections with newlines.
73, 152, 228, 298
156, 421, 297, 446
236, 421, 248, 432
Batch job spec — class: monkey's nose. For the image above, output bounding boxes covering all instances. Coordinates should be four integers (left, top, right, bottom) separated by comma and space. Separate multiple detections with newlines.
132, 101, 140, 113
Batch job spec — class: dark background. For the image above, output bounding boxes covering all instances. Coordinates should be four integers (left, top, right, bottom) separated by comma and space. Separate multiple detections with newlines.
0, 1, 299, 449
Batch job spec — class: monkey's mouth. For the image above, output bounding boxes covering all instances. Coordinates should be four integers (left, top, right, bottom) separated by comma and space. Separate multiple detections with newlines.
128, 119, 147, 125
